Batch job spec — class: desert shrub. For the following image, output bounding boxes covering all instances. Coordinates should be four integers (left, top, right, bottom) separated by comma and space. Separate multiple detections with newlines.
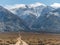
38, 41, 45, 45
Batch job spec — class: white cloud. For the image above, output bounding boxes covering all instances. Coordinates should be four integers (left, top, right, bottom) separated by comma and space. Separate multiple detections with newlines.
51, 3, 60, 8
4, 2, 46, 10
4, 2, 60, 10
29, 2, 46, 8
4, 4, 26, 9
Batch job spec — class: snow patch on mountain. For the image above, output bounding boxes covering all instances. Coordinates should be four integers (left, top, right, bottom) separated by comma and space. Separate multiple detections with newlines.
51, 3, 60, 8
29, 2, 46, 8
49, 12, 60, 16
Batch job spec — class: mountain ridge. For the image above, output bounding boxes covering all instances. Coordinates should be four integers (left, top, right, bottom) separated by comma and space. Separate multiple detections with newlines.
8, 3, 60, 33
0, 6, 30, 32
0, 3, 60, 33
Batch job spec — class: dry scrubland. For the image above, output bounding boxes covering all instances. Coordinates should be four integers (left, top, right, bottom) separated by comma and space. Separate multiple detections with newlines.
0, 32, 60, 45
0, 32, 19, 45
20, 32, 60, 45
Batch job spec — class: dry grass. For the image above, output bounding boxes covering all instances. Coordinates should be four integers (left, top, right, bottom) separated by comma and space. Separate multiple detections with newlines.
0, 32, 60, 45
0, 32, 19, 45
20, 32, 60, 45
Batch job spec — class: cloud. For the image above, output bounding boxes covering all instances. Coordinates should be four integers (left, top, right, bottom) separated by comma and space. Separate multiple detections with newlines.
4, 2, 46, 10
4, 2, 60, 10
4, 4, 26, 9
29, 2, 46, 8
51, 3, 60, 8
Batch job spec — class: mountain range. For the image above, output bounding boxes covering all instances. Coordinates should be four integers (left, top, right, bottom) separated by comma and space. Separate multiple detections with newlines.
0, 3, 60, 33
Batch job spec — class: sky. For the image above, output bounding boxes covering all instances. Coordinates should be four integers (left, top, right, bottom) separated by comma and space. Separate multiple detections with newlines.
0, 0, 60, 6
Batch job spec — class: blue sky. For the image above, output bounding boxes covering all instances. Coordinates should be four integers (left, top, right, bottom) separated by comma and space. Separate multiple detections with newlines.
0, 0, 60, 6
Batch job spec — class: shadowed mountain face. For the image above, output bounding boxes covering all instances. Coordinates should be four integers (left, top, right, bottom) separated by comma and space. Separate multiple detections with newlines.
9, 4, 60, 33
0, 6, 30, 32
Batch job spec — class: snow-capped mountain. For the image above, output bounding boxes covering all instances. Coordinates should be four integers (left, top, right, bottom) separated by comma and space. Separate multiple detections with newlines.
0, 6, 30, 32
4, 2, 60, 33
8, 3, 46, 28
